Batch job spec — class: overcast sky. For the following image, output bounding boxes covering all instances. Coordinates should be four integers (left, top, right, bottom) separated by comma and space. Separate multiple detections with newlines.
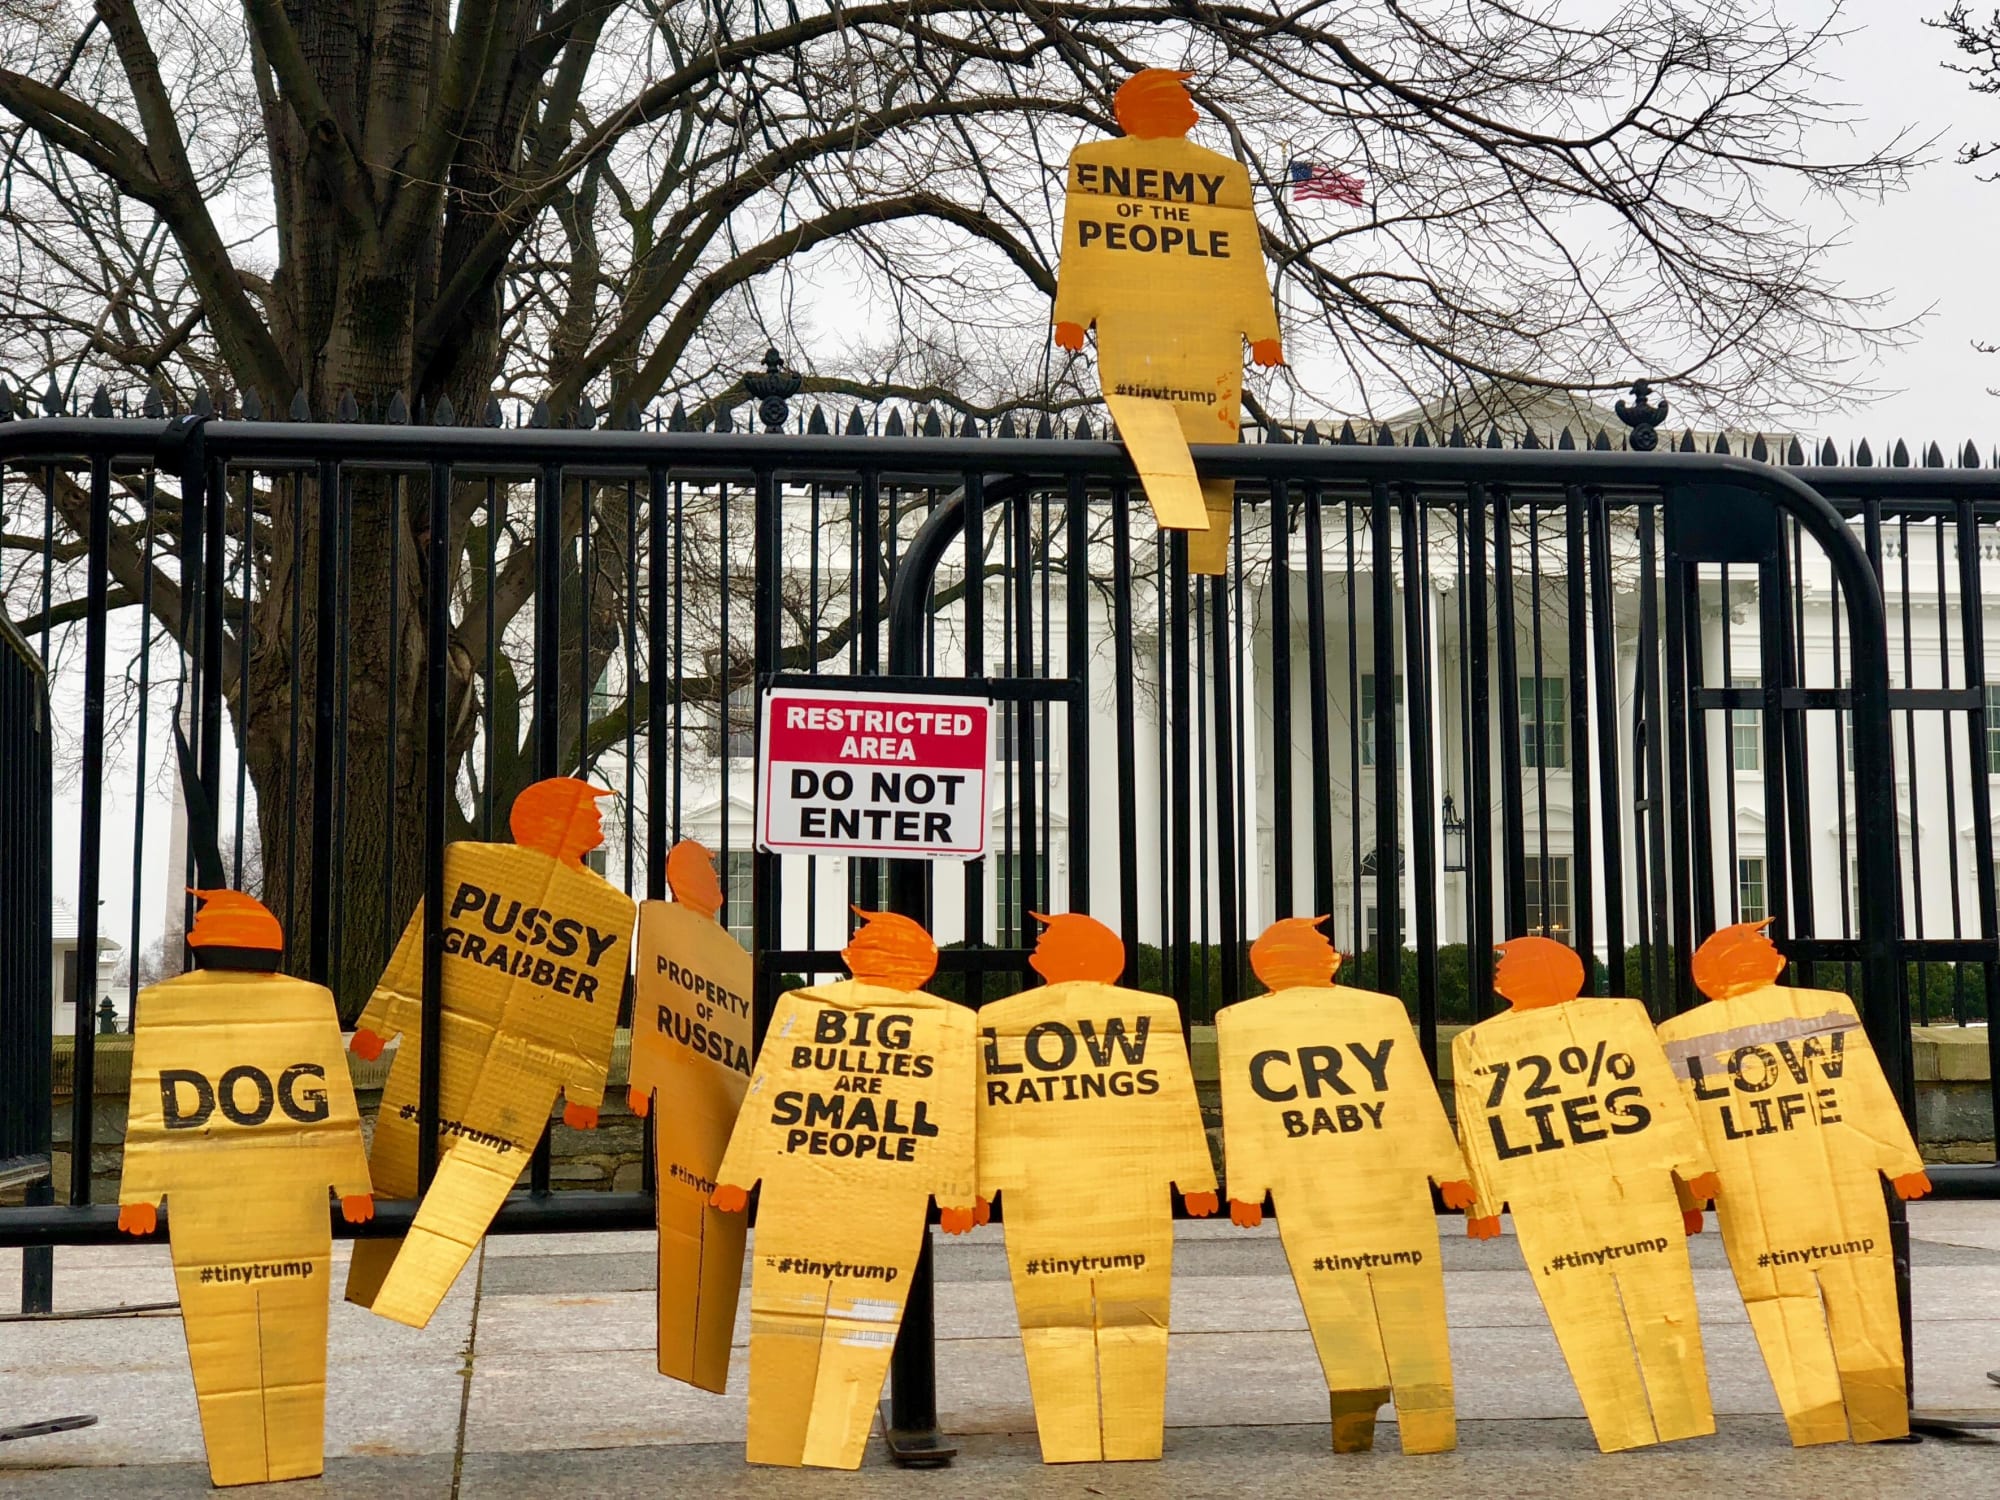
1793, 0, 2000, 448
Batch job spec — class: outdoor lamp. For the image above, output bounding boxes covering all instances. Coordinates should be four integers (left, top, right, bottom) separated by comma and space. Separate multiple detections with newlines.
1442, 794, 1467, 874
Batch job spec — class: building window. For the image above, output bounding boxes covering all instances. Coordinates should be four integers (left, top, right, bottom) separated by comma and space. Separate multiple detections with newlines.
723, 685, 756, 760
723, 850, 753, 946
995, 703, 1047, 765
1520, 676, 1565, 769
1738, 857, 1766, 924
1364, 904, 1404, 953
1732, 676, 1761, 772
1523, 855, 1571, 941
993, 850, 1046, 948
1360, 674, 1403, 767
1985, 685, 2000, 774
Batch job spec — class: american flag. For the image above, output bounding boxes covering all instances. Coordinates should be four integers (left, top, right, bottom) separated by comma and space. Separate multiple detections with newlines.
1288, 160, 1366, 205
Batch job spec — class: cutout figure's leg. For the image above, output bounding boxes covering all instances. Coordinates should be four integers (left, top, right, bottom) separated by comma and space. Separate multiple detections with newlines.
369, 1133, 528, 1328
1371, 1265, 1457, 1454
1281, 1230, 1390, 1452
746, 1270, 830, 1467
1531, 1262, 1658, 1452
1740, 1261, 1848, 1446
1092, 1227, 1175, 1462
172, 1212, 333, 1486
1186, 479, 1237, 576
1820, 1254, 1909, 1443
1008, 1238, 1106, 1462
1614, 1251, 1715, 1445
794, 1230, 926, 1470
654, 1106, 746, 1392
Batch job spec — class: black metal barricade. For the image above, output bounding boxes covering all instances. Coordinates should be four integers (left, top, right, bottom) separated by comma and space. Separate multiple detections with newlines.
2, 405, 1998, 1452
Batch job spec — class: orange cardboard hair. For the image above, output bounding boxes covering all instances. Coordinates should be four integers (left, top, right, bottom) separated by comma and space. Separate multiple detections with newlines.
666, 839, 724, 920
1028, 912, 1124, 984
1493, 936, 1585, 1010
187, 888, 283, 952
1690, 919, 1785, 1000
510, 777, 614, 866
1250, 916, 1339, 990
843, 908, 937, 991
1114, 68, 1197, 139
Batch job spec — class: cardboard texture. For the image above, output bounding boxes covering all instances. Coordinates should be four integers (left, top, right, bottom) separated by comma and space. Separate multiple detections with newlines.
629, 840, 754, 1392
120, 924, 371, 1487
1053, 69, 1281, 575
346, 779, 635, 1328
1215, 918, 1470, 1455
975, 914, 1214, 1463
712, 912, 977, 1469
1453, 937, 1718, 1453
1657, 921, 1928, 1446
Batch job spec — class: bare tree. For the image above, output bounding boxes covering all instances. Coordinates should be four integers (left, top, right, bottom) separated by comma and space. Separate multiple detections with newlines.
1, 0, 1922, 1010
1930, 4, 2000, 380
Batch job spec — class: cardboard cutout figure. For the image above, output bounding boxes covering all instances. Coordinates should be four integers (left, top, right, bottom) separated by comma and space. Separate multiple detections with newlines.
118, 891, 373, 1488
1053, 69, 1283, 575
1658, 921, 1931, 1446
629, 839, 754, 1392
710, 910, 978, 1469
976, 914, 1218, 1463
345, 777, 635, 1327
1453, 937, 1721, 1453
1216, 918, 1474, 1454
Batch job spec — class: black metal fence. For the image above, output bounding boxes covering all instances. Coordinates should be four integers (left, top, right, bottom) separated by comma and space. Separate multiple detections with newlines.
2, 393, 1998, 1443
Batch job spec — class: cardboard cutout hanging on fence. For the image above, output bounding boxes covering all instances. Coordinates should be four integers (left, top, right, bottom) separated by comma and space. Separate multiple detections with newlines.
344, 777, 635, 1328
976, 914, 1216, 1463
709, 910, 978, 1469
1658, 921, 1930, 1446
1215, 918, 1473, 1455
629, 840, 755, 1392
118, 891, 374, 1488
1452, 936, 1720, 1454
1053, 69, 1283, 575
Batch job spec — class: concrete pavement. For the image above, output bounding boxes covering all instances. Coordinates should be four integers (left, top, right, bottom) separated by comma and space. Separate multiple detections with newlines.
3, 1204, 1998, 1495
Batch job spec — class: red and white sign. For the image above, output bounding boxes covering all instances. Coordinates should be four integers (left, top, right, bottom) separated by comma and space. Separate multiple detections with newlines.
757, 687, 993, 859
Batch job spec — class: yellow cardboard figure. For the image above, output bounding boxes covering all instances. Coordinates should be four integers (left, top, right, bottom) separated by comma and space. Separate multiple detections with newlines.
628, 839, 754, 1392
976, 913, 1218, 1463
710, 910, 979, 1469
118, 890, 374, 1487
1216, 917, 1475, 1455
1454, 936, 1721, 1453
345, 777, 636, 1327
1658, 920, 1932, 1446
1053, 68, 1283, 575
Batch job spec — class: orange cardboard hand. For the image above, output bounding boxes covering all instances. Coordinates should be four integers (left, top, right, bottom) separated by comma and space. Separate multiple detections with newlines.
1684, 1171, 1721, 1204
710, 1184, 749, 1213
341, 1194, 375, 1225
1893, 1170, 1933, 1201
562, 1102, 599, 1130
1250, 337, 1284, 368
1182, 1190, 1220, 1218
1228, 1197, 1264, 1229
349, 1027, 387, 1062
1054, 321, 1087, 352
975, 1196, 992, 1226
1467, 1214, 1502, 1240
626, 1086, 650, 1118
939, 1204, 979, 1236
1438, 1180, 1477, 1211
117, 1202, 157, 1236
1683, 1208, 1705, 1237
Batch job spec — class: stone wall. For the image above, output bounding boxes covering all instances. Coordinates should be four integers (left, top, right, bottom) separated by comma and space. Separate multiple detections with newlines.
30, 1021, 1996, 1205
